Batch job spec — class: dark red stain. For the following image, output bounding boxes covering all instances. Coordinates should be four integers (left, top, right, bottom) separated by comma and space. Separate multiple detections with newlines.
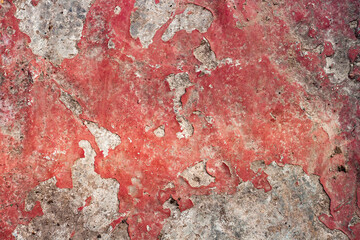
349, 46, 360, 63
323, 41, 335, 57
0, 0, 360, 239
31, 0, 39, 7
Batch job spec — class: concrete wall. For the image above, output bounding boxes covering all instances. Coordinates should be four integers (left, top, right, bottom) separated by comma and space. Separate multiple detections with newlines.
0, 0, 359, 239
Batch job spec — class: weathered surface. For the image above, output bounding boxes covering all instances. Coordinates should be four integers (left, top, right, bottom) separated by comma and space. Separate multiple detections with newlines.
84, 120, 121, 157
130, 0, 176, 48
12, 140, 127, 239
180, 161, 215, 188
59, 91, 83, 116
165, 72, 194, 139
153, 125, 165, 137
162, 3, 214, 42
13, 0, 94, 64
193, 38, 218, 73
1, 0, 360, 239
161, 163, 347, 240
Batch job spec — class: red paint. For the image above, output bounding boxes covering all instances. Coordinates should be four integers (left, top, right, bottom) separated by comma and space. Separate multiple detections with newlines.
31, 0, 39, 6
77, 196, 92, 212
348, 46, 360, 63
323, 41, 335, 57
349, 65, 360, 81
308, 26, 317, 38
1, 0, 360, 239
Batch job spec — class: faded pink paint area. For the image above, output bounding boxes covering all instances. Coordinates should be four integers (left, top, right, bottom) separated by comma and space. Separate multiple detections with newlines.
1, 0, 359, 239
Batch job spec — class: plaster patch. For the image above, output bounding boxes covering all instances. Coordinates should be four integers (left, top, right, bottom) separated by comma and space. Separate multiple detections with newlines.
165, 73, 194, 139
114, 6, 121, 15
193, 38, 218, 72
180, 161, 215, 188
175, 116, 194, 139
161, 163, 348, 239
162, 4, 214, 42
13, 140, 127, 239
324, 54, 349, 84
108, 39, 115, 49
163, 182, 175, 190
14, 0, 94, 64
166, 72, 193, 91
59, 91, 82, 116
153, 125, 165, 137
165, 72, 193, 111
84, 120, 121, 157
130, 0, 176, 48
163, 197, 181, 218
205, 116, 214, 124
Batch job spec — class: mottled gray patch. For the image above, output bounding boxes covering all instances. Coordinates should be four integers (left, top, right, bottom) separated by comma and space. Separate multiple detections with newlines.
59, 91, 82, 116
109, 221, 131, 240
84, 120, 121, 157
162, 4, 213, 42
180, 161, 215, 188
108, 38, 115, 49
160, 162, 348, 240
13, 140, 127, 240
154, 125, 165, 137
165, 73, 194, 139
175, 115, 194, 139
193, 38, 218, 72
165, 72, 193, 111
130, 0, 176, 48
324, 51, 350, 84
14, 0, 94, 64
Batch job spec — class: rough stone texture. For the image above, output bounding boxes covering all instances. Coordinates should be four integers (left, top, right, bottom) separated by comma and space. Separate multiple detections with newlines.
59, 91, 82, 117
1, 0, 360, 239
166, 72, 192, 92
165, 72, 194, 139
193, 38, 218, 73
84, 120, 121, 158
175, 115, 194, 139
162, 3, 214, 42
12, 140, 127, 239
161, 163, 347, 240
130, 0, 176, 48
180, 161, 215, 188
153, 125, 165, 137
13, 0, 94, 64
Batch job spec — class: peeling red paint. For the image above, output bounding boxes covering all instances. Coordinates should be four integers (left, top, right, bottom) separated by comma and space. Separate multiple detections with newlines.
1, 0, 360, 239
77, 196, 92, 212
349, 46, 360, 63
